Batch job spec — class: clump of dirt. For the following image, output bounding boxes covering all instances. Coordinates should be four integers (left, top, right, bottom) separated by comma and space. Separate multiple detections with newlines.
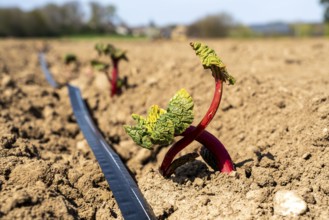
0, 39, 328, 219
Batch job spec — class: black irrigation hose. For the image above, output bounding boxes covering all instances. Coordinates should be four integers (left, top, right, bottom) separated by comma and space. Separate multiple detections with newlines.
68, 85, 155, 220
38, 53, 59, 88
39, 53, 156, 220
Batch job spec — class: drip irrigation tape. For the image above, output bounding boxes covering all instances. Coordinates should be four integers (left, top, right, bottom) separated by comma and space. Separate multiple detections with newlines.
68, 85, 155, 220
39, 53, 156, 220
38, 53, 59, 88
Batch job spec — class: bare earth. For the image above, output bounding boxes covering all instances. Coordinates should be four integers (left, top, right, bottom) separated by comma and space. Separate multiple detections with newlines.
0, 38, 328, 219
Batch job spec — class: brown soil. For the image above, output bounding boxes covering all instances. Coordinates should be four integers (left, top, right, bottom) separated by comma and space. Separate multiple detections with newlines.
0, 38, 328, 219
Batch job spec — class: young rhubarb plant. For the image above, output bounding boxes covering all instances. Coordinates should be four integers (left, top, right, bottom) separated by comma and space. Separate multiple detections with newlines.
95, 43, 128, 97
124, 42, 235, 177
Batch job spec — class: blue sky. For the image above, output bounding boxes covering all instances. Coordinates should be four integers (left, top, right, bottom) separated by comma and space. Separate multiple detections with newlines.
0, 0, 324, 26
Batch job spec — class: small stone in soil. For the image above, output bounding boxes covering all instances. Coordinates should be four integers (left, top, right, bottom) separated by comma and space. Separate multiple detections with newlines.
229, 171, 239, 178
193, 177, 204, 187
274, 190, 308, 216
1, 75, 14, 87
302, 153, 311, 160
76, 140, 89, 154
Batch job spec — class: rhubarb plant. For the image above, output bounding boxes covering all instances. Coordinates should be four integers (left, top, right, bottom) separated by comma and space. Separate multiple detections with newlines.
94, 43, 128, 96
124, 42, 235, 177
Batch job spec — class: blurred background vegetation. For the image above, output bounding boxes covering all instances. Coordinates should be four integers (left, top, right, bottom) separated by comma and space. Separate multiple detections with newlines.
0, 1, 118, 37
0, 1, 328, 38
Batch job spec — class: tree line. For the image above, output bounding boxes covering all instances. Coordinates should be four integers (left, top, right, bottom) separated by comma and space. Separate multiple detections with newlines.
1, 1, 328, 38
0, 1, 117, 37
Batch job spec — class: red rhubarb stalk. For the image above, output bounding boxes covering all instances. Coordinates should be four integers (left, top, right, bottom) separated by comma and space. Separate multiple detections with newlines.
184, 126, 233, 171
163, 125, 234, 176
160, 77, 226, 176
111, 59, 119, 97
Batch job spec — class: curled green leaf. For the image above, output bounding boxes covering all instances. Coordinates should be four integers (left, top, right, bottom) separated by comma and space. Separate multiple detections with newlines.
90, 59, 109, 71
95, 43, 108, 55
124, 105, 174, 149
124, 125, 152, 149
150, 114, 175, 146
124, 89, 194, 150
110, 47, 128, 61
190, 42, 235, 85
143, 105, 167, 133
95, 43, 128, 61
167, 88, 194, 134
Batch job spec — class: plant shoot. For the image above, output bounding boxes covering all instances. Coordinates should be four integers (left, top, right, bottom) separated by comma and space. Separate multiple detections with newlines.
124, 42, 235, 177
94, 43, 128, 97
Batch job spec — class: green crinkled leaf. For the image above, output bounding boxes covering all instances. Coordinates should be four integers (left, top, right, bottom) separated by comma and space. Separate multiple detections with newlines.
125, 105, 173, 149
190, 42, 236, 85
131, 113, 146, 125
124, 125, 152, 149
95, 43, 112, 56
94, 43, 128, 61
112, 49, 128, 61
167, 88, 194, 134
90, 59, 109, 71
141, 136, 153, 149
150, 114, 175, 146
124, 89, 195, 150
192, 42, 225, 69
144, 105, 167, 133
